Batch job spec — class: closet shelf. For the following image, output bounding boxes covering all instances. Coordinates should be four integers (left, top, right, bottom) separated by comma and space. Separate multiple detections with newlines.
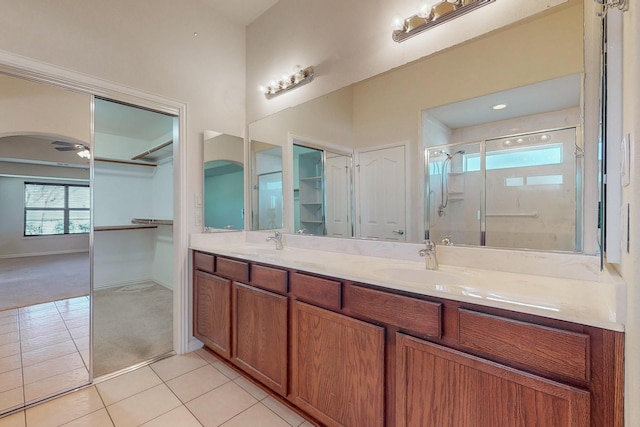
95, 224, 157, 232
131, 218, 173, 226
94, 219, 173, 232
94, 157, 157, 167
131, 140, 173, 163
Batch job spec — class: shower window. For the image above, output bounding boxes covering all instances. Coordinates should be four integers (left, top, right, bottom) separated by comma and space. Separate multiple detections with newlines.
425, 127, 582, 252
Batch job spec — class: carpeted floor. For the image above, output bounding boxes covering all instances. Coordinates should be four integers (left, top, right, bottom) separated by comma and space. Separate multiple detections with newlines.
0, 253, 90, 311
93, 282, 173, 377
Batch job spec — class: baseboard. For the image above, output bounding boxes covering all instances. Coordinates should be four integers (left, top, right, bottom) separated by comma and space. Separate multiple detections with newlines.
188, 337, 204, 353
0, 249, 89, 259
93, 277, 155, 290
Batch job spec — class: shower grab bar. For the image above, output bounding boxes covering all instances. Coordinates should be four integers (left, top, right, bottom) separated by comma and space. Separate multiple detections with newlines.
486, 211, 538, 218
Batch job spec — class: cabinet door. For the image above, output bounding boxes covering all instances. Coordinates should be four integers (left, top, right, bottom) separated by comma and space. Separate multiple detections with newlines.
396, 333, 590, 427
291, 301, 385, 427
233, 283, 288, 396
194, 270, 231, 358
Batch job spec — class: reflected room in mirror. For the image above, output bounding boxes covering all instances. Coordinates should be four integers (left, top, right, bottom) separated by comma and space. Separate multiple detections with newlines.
250, 141, 284, 230
203, 132, 244, 231
0, 135, 91, 414
247, 1, 593, 252
424, 74, 582, 252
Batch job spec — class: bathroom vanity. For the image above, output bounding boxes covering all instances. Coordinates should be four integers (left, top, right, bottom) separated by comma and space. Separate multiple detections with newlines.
191, 232, 624, 427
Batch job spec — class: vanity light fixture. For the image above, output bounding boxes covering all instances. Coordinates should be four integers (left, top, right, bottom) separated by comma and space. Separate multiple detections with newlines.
261, 66, 315, 99
593, 0, 627, 13
392, 0, 495, 43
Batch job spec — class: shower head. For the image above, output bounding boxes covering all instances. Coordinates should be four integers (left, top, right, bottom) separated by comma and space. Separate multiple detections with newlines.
445, 150, 465, 159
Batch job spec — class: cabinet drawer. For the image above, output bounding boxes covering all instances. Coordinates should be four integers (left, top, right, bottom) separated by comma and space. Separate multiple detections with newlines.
251, 264, 288, 294
216, 257, 249, 282
290, 272, 341, 311
194, 251, 214, 274
345, 284, 441, 338
458, 309, 590, 383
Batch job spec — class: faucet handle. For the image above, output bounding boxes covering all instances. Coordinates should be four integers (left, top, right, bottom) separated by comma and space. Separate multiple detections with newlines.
424, 239, 436, 250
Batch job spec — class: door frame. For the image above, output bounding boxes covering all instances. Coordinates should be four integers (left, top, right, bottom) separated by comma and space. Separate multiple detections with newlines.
0, 52, 191, 359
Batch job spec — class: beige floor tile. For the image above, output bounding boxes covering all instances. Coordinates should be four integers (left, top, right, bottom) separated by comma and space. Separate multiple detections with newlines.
23, 351, 84, 384
0, 369, 22, 393
0, 354, 21, 375
0, 411, 25, 427
221, 403, 291, 427
61, 308, 89, 323
21, 339, 78, 367
26, 386, 103, 427
0, 342, 19, 359
106, 384, 181, 427
60, 408, 114, 426
233, 376, 268, 401
0, 309, 17, 319
0, 387, 24, 414
73, 335, 90, 351
96, 366, 163, 406
0, 323, 17, 336
262, 397, 306, 426
150, 353, 208, 381
186, 381, 257, 427
18, 310, 60, 323
0, 315, 16, 327
210, 361, 240, 380
193, 347, 219, 364
67, 324, 90, 340
0, 331, 19, 347
20, 330, 71, 353
55, 297, 89, 310
24, 366, 90, 403
62, 317, 90, 330
140, 406, 202, 427
18, 305, 57, 318
18, 321, 67, 340
166, 364, 230, 403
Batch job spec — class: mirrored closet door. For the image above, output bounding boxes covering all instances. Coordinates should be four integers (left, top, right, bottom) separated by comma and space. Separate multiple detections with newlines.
92, 98, 175, 377
0, 73, 92, 415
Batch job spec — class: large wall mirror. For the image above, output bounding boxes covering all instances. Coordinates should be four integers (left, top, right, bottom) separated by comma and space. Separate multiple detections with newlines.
248, 1, 595, 252
0, 73, 91, 414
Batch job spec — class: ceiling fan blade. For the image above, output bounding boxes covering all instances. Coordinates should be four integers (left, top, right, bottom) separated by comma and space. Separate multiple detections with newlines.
52, 140, 75, 147
55, 147, 79, 151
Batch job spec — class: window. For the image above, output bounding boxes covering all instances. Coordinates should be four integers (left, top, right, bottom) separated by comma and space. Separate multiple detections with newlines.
24, 183, 90, 236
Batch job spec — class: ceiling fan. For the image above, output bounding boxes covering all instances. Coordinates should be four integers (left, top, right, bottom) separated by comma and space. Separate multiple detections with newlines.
51, 141, 91, 158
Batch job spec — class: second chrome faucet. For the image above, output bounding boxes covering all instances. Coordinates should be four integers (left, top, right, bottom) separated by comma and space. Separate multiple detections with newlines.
418, 239, 438, 270
266, 231, 284, 250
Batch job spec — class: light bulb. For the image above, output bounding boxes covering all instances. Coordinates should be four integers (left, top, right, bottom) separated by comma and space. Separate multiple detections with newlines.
417, 0, 438, 18
391, 14, 404, 31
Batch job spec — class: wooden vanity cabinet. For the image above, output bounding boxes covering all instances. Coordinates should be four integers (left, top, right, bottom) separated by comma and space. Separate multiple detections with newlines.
232, 264, 288, 396
192, 251, 624, 427
396, 333, 590, 427
291, 300, 385, 427
193, 269, 231, 358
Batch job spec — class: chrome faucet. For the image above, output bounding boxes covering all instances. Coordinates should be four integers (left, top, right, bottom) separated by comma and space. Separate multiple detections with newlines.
418, 239, 438, 270
266, 231, 284, 250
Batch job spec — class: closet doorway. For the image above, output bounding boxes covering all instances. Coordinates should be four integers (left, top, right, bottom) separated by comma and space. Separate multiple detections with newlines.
93, 98, 176, 377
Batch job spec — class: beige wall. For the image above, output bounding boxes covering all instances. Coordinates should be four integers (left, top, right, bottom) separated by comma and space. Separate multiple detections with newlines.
0, 0, 246, 235
247, 0, 571, 123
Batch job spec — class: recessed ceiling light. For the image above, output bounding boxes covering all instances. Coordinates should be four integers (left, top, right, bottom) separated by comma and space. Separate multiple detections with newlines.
492, 103, 508, 110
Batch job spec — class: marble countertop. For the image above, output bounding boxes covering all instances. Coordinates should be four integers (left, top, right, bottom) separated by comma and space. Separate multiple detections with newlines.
190, 231, 626, 332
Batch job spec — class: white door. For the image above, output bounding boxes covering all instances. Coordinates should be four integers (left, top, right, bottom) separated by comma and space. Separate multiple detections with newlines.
325, 154, 351, 237
357, 145, 406, 240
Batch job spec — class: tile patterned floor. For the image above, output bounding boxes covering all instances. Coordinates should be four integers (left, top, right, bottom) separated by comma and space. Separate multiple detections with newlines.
0, 297, 90, 414
0, 348, 316, 427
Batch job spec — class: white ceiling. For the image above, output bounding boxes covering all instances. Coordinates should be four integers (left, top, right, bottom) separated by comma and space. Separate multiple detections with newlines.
94, 99, 174, 142
427, 74, 582, 129
198, 0, 279, 26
